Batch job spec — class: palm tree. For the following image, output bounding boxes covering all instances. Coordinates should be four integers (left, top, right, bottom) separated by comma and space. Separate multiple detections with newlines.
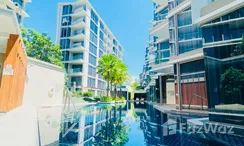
97, 54, 118, 96
130, 82, 139, 100
111, 60, 129, 97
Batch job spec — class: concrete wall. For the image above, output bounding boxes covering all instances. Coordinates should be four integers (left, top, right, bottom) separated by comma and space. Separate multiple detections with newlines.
166, 82, 175, 104
23, 57, 65, 106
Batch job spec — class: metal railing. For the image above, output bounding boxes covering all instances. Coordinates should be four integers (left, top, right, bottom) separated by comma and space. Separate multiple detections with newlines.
188, 93, 207, 110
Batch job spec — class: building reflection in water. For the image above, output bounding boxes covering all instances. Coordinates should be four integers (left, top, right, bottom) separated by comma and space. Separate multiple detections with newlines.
43, 102, 244, 146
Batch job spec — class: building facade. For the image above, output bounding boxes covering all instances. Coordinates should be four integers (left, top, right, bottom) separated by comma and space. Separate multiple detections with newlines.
197, 0, 244, 125
141, 0, 244, 112
0, 0, 30, 23
56, 0, 124, 96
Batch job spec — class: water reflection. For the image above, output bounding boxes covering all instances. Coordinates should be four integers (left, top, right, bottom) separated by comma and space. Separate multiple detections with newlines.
38, 102, 244, 146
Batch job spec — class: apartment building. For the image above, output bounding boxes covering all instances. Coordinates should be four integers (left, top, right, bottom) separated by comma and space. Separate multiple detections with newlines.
56, 0, 124, 96
0, 0, 30, 23
197, 0, 244, 126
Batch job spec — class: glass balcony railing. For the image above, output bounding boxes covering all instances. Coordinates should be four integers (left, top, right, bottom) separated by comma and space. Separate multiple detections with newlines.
73, 29, 85, 36
154, 14, 168, 22
69, 68, 83, 73
72, 55, 83, 60
67, 81, 82, 87
73, 6, 86, 13
72, 42, 84, 48
72, 18, 86, 25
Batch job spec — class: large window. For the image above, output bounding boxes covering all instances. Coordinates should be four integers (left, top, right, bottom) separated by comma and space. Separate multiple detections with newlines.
89, 54, 97, 66
97, 80, 106, 89
62, 51, 69, 61
90, 31, 97, 45
89, 42, 97, 55
90, 21, 98, 34
99, 50, 103, 58
60, 39, 70, 49
91, 10, 98, 24
88, 65, 96, 77
60, 27, 71, 37
99, 40, 104, 51
61, 16, 71, 26
62, 5, 72, 15
99, 31, 104, 41
179, 40, 203, 54
204, 44, 244, 124
87, 77, 96, 88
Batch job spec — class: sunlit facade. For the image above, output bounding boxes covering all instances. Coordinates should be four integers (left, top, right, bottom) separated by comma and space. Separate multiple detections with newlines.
56, 0, 124, 96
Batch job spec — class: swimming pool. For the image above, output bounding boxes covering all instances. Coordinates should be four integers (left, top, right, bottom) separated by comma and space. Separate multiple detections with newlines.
37, 102, 244, 146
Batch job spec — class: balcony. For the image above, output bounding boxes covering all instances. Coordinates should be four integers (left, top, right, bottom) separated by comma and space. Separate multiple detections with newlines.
68, 68, 83, 76
151, 0, 167, 6
63, 55, 84, 64
70, 29, 85, 41
70, 18, 86, 29
67, 81, 82, 88
70, 6, 86, 18
167, 0, 191, 19
149, 20, 169, 39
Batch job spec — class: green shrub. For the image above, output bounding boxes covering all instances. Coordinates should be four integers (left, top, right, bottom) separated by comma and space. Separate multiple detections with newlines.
75, 91, 82, 98
114, 97, 121, 102
83, 92, 93, 97
120, 97, 126, 101
100, 96, 113, 102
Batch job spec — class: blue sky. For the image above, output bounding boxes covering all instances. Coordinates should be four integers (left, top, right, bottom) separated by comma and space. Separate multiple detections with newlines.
24, 0, 153, 78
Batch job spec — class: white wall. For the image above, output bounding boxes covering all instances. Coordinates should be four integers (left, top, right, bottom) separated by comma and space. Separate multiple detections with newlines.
166, 82, 175, 105
191, 0, 210, 23
23, 57, 65, 106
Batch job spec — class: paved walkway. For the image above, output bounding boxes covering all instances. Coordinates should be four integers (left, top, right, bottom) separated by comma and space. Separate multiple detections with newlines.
153, 103, 209, 116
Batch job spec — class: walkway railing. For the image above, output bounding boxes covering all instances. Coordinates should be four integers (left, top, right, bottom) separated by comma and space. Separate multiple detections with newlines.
188, 93, 207, 110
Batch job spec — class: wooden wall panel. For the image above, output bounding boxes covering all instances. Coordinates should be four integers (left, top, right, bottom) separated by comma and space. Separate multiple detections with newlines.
175, 82, 208, 106
0, 34, 27, 112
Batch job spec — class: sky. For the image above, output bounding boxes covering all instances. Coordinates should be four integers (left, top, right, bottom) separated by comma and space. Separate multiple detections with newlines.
24, 0, 153, 79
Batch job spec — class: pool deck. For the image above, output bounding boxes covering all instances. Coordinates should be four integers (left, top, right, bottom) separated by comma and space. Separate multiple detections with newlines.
153, 103, 209, 116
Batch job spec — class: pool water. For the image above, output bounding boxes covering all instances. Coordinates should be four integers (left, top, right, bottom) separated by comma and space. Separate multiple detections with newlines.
38, 102, 244, 146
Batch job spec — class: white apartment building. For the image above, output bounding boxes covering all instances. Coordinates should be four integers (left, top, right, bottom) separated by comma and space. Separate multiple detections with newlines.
0, 0, 30, 23
56, 0, 124, 96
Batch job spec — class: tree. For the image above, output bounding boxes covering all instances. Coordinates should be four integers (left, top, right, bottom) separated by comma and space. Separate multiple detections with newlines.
130, 82, 139, 100
21, 27, 63, 67
220, 67, 244, 104
111, 60, 129, 97
97, 54, 118, 96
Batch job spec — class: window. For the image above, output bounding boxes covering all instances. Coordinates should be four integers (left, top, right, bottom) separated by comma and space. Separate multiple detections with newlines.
60, 39, 70, 49
98, 80, 106, 89
91, 10, 98, 24
113, 39, 117, 46
62, 51, 69, 61
88, 65, 96, 77
99, 50, 103, 58
158, 41, 169, 50
90, 31, 97, 44
99, 40, 104, 51
89, 42, 97, 55
90, 21, 98, 34
99, 31, 104, 41
71, 77, 82, 86
87, 77, 96, 88
62, 5, 72, 15
61, 16, 71, 26
100, 22, 104, 32
89, 54, 97, 66
72, 53, 83, 60
60, 27, 71, 37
